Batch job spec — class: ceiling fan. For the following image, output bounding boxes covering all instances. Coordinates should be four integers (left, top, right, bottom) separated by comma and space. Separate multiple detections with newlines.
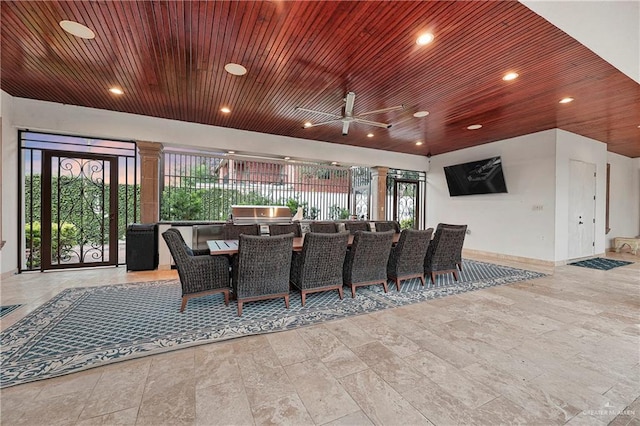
296, 92, 404, 136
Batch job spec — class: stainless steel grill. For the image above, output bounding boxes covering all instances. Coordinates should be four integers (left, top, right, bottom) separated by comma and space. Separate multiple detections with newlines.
231, 205, 292, 225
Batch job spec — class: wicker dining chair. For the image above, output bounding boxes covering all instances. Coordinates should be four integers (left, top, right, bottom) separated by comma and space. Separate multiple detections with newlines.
222, 223, 261, 240
344, 221, 371, 234
387, 228, 433, 290
435, 223, 467, 270
424, 225, 467, 284
232, 233, 294, 316
290, 232, 349, 306
269, 222, 302, 237
373, 221, 401, 233
309, 221, 339, 233
162, 228, 230, 312
343, 231, 394, 298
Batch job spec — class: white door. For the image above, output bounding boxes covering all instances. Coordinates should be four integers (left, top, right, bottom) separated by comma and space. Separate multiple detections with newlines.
568, 160, 596, 259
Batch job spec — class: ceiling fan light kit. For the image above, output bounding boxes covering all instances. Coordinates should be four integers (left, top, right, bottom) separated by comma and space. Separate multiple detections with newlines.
297, 91, 403, 136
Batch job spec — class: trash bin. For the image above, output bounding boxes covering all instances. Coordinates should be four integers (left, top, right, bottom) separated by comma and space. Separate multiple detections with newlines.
126, 223, 158, 271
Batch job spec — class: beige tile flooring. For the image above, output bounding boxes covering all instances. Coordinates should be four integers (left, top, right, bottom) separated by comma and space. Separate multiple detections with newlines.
0, 251, 638, 425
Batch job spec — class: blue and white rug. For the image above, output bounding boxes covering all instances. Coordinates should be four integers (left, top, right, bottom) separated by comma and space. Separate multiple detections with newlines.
0, 260, 544, 388
569, 257, 633, 271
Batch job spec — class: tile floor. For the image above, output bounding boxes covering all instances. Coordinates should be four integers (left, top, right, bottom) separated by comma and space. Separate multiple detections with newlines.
0, 251, 638, 425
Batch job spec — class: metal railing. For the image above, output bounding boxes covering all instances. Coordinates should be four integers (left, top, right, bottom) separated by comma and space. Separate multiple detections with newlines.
161, 151, 361, 221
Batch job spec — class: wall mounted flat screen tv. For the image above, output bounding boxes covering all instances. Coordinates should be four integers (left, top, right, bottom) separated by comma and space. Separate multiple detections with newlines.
444, 156, 508, 196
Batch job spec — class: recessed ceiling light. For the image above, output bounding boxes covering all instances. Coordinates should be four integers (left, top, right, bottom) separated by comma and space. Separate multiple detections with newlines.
284, 156, 291, 160
367, 133, 374, 138
331, 161, 338, 165
220, 107, 231, 113
59, 20, 95, 39
228, 151, 235, 154
224, 63, 247, 76
503, 72, 519, 81
413, 111, 429, 118
415, 141, 423, 146
304, 122, 312, 128
467, 124, 482, 130
416, 33, 434, 46
559, 97, 574, 104
108, 87, 124, 95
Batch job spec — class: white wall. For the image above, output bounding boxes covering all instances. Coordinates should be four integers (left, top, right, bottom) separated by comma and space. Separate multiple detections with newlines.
521, 1, 640, 84
554, 130, 608, 261
607, 152, 640, 245
427, 130, 558, 261
1, 91, 18, 275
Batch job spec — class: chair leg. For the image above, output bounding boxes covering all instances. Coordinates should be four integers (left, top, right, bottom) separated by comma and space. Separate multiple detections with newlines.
338, 287, 343, 300
237, 301, 243, 316
382, 281, 388, 293
453, 270, 459, 281
284, 294, 290, 309
301, 292, 306, 307
430, 272, 436, 284
457, 262, 462, 271
351, 285, 356, 298
419, 275, 425, 286
223, 290, 229, 307
180, 297, 188, 313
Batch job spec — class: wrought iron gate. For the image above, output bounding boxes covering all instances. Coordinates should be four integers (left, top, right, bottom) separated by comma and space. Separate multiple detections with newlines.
393, 179, 420, 229
21, 131, 138, 272
41, 151, 118, 270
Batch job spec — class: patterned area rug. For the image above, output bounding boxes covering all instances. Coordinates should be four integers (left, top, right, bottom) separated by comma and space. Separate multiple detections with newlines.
0, 305, 22, 318
1, 260, 544, 388
569, 257, 633, 270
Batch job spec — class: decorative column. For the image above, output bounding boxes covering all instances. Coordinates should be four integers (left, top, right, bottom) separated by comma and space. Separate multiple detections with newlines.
370, 167, 388, 221
137, 141, 163, 224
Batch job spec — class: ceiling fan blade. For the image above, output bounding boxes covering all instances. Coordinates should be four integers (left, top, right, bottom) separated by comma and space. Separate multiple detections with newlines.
342, 120, 350, 135
356, 104, 405, 117
303, 119, 341, 128
344, 92, 356, 116
295, 107, 341, 119
353, 118, 392, 129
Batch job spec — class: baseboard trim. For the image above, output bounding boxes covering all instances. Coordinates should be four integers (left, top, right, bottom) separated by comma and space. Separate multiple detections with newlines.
1, 268, 19, 280
462, 249, 611, 267
462, 249, 558, 267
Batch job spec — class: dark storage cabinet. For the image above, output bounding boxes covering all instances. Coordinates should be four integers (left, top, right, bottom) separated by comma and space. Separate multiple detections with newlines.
126, 224, 158, 271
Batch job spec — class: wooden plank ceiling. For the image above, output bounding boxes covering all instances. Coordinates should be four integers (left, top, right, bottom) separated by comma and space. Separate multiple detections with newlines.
2, 1, 639, 158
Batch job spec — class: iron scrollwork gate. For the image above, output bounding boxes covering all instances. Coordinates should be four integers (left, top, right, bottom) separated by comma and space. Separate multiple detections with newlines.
40, 151, 118, 270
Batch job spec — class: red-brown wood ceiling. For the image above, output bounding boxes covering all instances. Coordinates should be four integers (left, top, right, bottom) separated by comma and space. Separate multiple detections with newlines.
2, 1, 639, 158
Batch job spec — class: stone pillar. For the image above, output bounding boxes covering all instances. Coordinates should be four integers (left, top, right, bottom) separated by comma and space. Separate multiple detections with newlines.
370, 167, 389, 221
137, 141, 163, 224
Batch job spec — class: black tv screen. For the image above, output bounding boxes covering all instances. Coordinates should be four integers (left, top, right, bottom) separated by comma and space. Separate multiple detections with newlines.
444, 156, 508, 196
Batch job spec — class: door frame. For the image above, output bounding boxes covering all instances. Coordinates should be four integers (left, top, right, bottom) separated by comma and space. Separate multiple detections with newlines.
567, 159, 596, 259
392, 178, 420, 229
41, 150, 119, 270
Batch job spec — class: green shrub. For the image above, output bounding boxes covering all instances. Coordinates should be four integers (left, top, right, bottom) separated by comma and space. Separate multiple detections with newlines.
161, 189, 203, 220
25, 221, 79, 267
399, 218, 414, 230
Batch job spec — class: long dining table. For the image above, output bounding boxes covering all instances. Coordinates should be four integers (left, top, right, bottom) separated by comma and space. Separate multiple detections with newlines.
207, 233, 401, 256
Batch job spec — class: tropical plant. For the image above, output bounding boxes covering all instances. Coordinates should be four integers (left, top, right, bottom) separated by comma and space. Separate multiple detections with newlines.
329, 204, 350, 220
